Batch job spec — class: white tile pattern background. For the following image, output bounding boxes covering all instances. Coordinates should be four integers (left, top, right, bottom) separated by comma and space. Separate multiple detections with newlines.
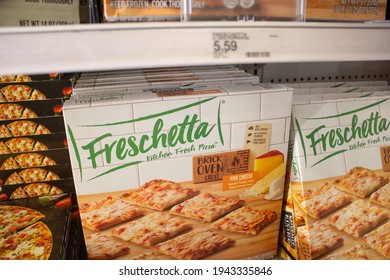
64, 83, 293, 195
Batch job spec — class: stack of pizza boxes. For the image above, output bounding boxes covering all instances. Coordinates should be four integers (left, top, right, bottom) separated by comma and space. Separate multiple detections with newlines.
63, 66, 294, 260
279, 80, 390, 260
0, 74, 78, 260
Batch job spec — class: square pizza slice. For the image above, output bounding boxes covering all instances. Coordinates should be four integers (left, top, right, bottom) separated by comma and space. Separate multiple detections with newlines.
334, 167, 389, 198
85, 233, 130, 260
370, 183, 390, 208
120, 179, 199, 211
294, 182, 352, 219
297, 221, 344, 259
111, 212, 192, 247
328, 200, 388, 237
363, 222, 390, 258
212, 206, 277, 235
170, 193, 244, 222
80, 196, 144, 231
155, 229, 235, 260
323, 244, 388, 260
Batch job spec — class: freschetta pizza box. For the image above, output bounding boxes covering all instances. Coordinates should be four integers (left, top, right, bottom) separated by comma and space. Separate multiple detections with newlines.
74, 72, 258, 93
0, 148, 71, 172
0, 178, 75, 202
0, 116, 66, 137
0, 81, 73, 101
0, 133, 69, 155
304, 0, 387, 22
0, 99, 64, 121
63, 81, 293, 260
279, 94, 390, 260
0, 193, 72, 260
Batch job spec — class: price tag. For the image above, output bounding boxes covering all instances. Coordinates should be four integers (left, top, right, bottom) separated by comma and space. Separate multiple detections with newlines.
212, 32, 250, 58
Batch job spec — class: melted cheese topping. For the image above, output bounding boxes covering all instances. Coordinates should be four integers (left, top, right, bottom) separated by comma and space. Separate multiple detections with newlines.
299, 186, 351, 219
80, 197, 143, 230
120, 180, 199, 211
370, 183, 390, 208
297, 222, 343, 259
329, 200, 388, 237
363, 222, 390, 258
170, 193, 244, 222
155, 229, 235, 260
85, 233, 130, 260
111, 212, 191, 246
335, 167, 388, 198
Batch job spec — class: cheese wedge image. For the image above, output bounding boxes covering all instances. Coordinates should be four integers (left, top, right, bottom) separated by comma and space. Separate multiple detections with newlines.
240, 161, 287, 199
254, 150, 284, 179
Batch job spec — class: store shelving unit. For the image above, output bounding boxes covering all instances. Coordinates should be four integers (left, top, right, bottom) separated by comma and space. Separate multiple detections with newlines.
0, 21, 390, 76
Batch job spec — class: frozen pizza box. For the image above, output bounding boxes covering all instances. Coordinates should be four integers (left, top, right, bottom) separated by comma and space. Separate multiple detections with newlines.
280, 94, 390, 260
63, 82, 293, 260
0, 193, 72, 260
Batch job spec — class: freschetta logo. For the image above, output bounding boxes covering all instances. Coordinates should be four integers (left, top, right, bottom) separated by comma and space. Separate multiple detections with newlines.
295, 98, 390, 169
67, 97, 225, 182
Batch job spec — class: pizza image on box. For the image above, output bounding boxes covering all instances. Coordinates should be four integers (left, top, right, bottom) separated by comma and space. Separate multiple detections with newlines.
0, 75, 32, 83
120, 179, 200, 211
294, 182, 352, 219
155, 229, 235, 260
212, 206, 277, 235
0, 85, 46, 102
10, 183, 63, 200
0, 205, 52, 260
85, 233, 130, 260
334, 167, 389, 198
79, 196, 144, 231
0, 120, 51, 138
1, 153, 56, 170
170, 192, 244, 222
0, 138, 48, 154
0, 103, 37, 120
4, 167, 60, 185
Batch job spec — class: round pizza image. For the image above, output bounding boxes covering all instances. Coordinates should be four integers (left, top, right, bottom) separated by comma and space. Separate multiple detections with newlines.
4, 167, 60, 185
0, 84, 46, 102
0, 137, 48, 154
0, 153, 56, 170
10, 183, 63, 199
0, 103, 37, 120
0, 205, 52, 260
0, 75, 32, 83
0, 120, 51, 137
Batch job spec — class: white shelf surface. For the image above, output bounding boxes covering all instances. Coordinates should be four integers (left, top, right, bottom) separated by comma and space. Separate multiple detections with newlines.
0, 21, 390, 75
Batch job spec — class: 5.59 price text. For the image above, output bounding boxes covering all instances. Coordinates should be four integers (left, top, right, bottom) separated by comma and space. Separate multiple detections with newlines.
213, 40, 238, 53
